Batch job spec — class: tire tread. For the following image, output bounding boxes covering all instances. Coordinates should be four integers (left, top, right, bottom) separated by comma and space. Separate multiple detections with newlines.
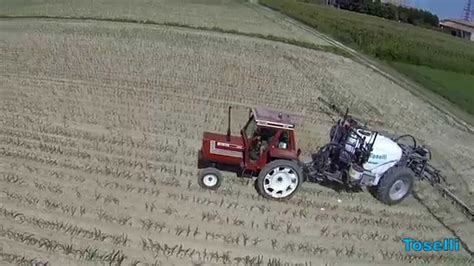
375, 167, 414, 205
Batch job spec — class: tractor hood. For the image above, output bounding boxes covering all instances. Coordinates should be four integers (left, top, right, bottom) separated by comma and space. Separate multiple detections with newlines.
200, 132, 244, 166
202, 132, 244, 150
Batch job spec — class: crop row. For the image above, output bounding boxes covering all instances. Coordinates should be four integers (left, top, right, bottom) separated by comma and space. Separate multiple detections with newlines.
280, 241, 375, 261
140, 236, 385, 263
179, 181, 439, 232
318, 226, 434, 243
2, 193, 452, 265
379, 249, 473, 264
163, 189, 438, 233
286, 197, 412, 218
141, 216, 266, 248
2, 73, 253, 127
1, 183, 414, 260
3, 171, 121, 206
201, 180, 372, 207
3, 190, 87, 217
2, 85, 206, 125
21, 165, 86, 184
5, 162, 162, 201
6, 157, 179, 198
280, 240, 472, 263
3, 162, 438, 241
0, 127, 196, 164
0, 206, 129, 246
7, 159, 411, 225
179, 183, 404, 221
1, 180, 432, 246
2, 100, 202, 141
200, 210, 301, 235
1, 134, 192, 172
0, 250, 49, 266
97, 180, 161, 198
313, 213, 436, 232
2, 145, 439, 237
0, 131, 191, 175
1, 172, 64, 195
199, 208, 439, 244
0, 162, 450, 264
0, 146, 189, 187
140, 238, 312, 265
0, 225, 126, 264
2, 127, 436, 212
4, 65, 320, 123
3, 187, 134, 229
0, 195, 341, 264
2, 179, 434, 251
2, 109, 200, 143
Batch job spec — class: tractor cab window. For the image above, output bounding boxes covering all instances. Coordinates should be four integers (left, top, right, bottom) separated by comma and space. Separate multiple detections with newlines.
243, 116, 257, 140
259, 127, 276, 143
249, 126, 277, 161
244, 117, 282, 161
278, 131, 290, 149
258, 127, 277, 151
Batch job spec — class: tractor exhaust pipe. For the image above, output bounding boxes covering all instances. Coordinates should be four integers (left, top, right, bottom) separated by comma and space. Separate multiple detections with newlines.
226, 106, 232, 141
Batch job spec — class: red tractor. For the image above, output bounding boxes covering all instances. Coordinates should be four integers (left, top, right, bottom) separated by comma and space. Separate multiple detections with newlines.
197, 106, 304, 200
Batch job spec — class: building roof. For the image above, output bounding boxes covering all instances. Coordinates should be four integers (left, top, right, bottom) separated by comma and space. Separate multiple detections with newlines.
252, 107, 303, 129
440, 19, 474, 33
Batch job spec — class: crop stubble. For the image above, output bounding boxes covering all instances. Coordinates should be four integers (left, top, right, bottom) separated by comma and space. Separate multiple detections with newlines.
0, 19, 473, 265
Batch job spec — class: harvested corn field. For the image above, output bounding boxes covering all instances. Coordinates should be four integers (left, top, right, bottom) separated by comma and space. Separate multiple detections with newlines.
0, 0, 330, 46
0, 1, 473, 265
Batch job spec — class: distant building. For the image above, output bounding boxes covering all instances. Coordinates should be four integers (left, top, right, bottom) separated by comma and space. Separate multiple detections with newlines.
439, 19, 474, 41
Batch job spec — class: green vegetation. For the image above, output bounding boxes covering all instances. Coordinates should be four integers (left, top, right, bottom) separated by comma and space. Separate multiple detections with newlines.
260, 0, 474, 114
392, 63, 474, 115
334, 0, 439, 27
261, 0, 474, 74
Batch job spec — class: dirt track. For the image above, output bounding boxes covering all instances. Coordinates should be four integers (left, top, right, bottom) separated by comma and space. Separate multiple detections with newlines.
1, 13, 473, 266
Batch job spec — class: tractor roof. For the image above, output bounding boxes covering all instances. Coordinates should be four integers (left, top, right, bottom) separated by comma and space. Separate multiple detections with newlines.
252, 107, 303, 130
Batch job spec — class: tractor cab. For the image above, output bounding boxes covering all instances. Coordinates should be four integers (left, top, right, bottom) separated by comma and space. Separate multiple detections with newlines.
241, 108, 301, 172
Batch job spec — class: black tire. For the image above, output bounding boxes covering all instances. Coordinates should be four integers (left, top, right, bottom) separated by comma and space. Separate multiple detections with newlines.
367, 185, 378, 198
256, 159, 304, 201
198, 168, 222, 190
374, 167, 414, 205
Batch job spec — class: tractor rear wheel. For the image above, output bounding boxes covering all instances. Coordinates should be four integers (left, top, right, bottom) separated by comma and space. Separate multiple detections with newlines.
257, 160, 303, 200
374, 167, 414, 205
198, 167, 222, 190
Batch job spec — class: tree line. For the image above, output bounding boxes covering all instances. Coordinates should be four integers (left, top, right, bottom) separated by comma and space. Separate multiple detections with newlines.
321, 0, 440, 27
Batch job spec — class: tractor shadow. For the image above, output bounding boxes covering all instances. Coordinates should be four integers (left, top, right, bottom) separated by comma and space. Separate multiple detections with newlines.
312, 179, 381, 201
250, 176, 368, 198
312, 180, 365, 194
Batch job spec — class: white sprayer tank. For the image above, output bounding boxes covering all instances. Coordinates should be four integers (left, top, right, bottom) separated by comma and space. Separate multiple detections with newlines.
345, 129, 402, 178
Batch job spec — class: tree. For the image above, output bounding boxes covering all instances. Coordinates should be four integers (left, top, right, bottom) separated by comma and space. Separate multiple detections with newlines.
335, 0, 438, 27
372, 0, 383, 17
382, 4, 398, 20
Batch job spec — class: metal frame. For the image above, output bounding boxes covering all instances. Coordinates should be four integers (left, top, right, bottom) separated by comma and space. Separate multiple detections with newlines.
251, 107, 301, 130
305, 110, 474, 221
394, 135, 474, 221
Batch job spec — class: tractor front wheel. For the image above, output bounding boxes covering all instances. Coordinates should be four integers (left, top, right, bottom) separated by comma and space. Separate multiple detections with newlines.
374, 167, 414, 205
257, 160, 303, 200
198, 168, 222, 190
